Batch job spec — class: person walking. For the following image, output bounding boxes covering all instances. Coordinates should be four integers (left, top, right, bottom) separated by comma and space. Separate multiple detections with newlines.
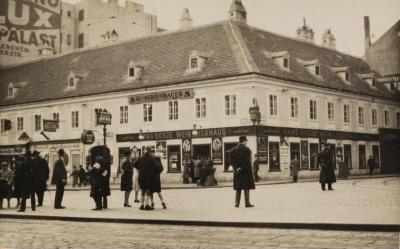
18, 150, 35, 212
51, 149, 67, 209
290, 155, 300, 182
318, 144, 336, 191
367, 155, 377, 176
230, 136, 255, 208
70, 166, 79, 187
90, 156, 104, 211
150, 152, 167, 209
100, 156, 111, 209
253, 155, 260, 182
0, 162, 13, 209
32, 151, 50, 207
78, 165, 86, 186
120, 151, 133, 207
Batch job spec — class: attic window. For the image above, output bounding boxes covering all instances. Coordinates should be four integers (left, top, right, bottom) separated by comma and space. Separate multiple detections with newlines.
356, 73, 376, 88
296, 58, 321, 77
68, 76, 75, 87
264, 50, 290, 71
187, 50, 206, 73
330, 66, 350, 84
8, 87, 14, 97
127, 61, 144, 80
129, 67, 135, 77
315, 65, 320, 76
283, 58, 289, 69
345, 72, 350, 82
190, 58, 198, 69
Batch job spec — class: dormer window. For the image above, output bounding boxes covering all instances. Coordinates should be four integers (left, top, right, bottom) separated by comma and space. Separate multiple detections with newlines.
296, 58, 321, 77
356, 73, 376, 88
264, 50, 290, 71
330, 66, 350, 84
127, 61, 144, 81
376, 78, 395, 91
68, 76, 75, 87
187, 50, 207, 73
8, 87, 14, 97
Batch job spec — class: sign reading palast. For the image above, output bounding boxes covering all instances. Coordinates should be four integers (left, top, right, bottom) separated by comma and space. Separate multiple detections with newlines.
128, 89, 194, 105
43, 119, 58, 132
0, 0, 61, 66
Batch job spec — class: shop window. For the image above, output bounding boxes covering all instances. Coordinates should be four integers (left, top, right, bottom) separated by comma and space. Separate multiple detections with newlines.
290, 142, 300, 161
309, 143, 319, 170
358, 145, 366, 169
268, 142, 280, 171
224, 143, 237, 171
167, 145, 181, 173
344, 144, 352, 169
300, 141, 309, 169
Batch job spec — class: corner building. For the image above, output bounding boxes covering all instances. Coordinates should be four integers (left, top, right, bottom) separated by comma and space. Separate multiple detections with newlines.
1, 1, 400, 182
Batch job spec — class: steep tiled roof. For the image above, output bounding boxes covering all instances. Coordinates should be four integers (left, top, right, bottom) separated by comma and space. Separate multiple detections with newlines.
1, 21, 399, 107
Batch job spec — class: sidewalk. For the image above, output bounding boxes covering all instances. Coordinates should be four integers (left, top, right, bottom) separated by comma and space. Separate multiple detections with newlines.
1, 176, 399, 232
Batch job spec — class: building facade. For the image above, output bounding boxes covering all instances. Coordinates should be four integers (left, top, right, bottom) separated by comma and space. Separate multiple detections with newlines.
1, 1, 400, 183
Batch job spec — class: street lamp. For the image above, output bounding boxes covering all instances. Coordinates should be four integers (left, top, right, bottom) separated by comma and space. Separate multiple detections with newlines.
97, 109, 112, 146
192, 124, 198, 136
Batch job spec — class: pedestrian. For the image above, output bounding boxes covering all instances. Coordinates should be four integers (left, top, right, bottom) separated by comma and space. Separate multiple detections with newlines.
188, 158, 194, 183
193, 156, 201, 183
18, 150, 35, 212
290, 155, 300, 182
0, 162, 13, 209
150, 152, 167, 209
78, 165, 86, 186
253, 155, 260, 182
367, 155, 376, 176
90, 156, 104, 211
198, 157, 213, 186
100, 156, 111, 209
120, 151, 133, 207
133, 147, 159, 210
51, 149, 67, 209
32, 151, 50, 207
133, 166, 140, 203
318, 144, 336, 191
230, 136, 255, 208
12, 156, 23, 208
70, 166, 79, 187
182, 159, 190, 184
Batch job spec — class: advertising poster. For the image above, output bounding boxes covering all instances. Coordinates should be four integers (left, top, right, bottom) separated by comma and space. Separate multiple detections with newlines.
182, 138, 191, 161
0, 0, 61, 66
257, 136, 268, 163
280, 144, 290, 170
156, 141, 166, 159
212, 137, 222, 164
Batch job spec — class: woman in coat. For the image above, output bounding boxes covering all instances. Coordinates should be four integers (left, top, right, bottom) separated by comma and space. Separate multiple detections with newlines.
318, 144, 336, 191
0, 162, 13, 209
150, 153, 167, 209
120, 152, 133, 207
90, 156, 104, 210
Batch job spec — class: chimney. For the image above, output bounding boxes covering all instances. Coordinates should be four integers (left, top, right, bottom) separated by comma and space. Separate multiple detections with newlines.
180, 8, 193, 29
364, 16, 371, 51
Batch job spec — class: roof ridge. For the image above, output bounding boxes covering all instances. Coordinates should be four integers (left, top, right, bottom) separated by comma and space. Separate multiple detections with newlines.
227, 21, 259, 73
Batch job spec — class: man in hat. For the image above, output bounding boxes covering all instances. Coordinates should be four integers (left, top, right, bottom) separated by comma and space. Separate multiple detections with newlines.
318, 144, 336, 191
229, 136, 255, 208
51, 149, 67, 209
32, 151, 50, 206
18, 150, 35, 212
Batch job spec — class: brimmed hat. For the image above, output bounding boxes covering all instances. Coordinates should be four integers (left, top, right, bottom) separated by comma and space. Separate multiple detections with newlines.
239, 136, 248, 143
58, 149, 65, 156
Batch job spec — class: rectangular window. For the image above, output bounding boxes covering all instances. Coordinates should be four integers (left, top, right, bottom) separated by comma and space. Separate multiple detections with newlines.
315, 65, 320, 76
290, 97, 298, 119
225, 95, 236, 116
67, 34, 71, 45
343, 104, 350, 123
345, 72, 350, 81
0, 119, 5, 133
269, 95, 277, 116
78, 9, 84, 21
310, 143, 319, 170
397, 112, 400, 129
358, 145, 366, 169
35, 115, 41, 131
358, 107, 364, 125
168, 101, 179, 120
128, 67, 135, 77
8, 87, 13, 97
78, 33, 84, 48
17, 117, 23, 131
371, 109, 377, 126
309, 100, 317, 120
268, 142, 280, 171
190, 58, 198, 69
120, 106, 128, 124
283, 57, 289, 68
327, 102, 334, 121
71, 111, 79, 128
143, 104, 153, 122
195, 98, 206, 118
384, 110, 389, 126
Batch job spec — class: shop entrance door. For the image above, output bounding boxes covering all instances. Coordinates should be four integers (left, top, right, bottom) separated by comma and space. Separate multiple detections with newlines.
344, 144, 352, 169
372, 145, 380, 168
223, 143, 237, 171
192, 144, 211, 160
167, 145, 181, 173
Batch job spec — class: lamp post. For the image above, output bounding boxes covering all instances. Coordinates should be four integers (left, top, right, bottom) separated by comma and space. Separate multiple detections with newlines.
97, 109, 112, 146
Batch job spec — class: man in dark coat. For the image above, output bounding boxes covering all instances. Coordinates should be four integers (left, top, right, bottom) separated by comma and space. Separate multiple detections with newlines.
51, 149, 67, 209
100, 157, 111, 209
32, 151, 50, 206
318, 144, 336, 191
230, 136, 255, 208
367, 155, 377, 176
90, 156, 105, 210
120, 151, 133, 207
18, 150, 35, 212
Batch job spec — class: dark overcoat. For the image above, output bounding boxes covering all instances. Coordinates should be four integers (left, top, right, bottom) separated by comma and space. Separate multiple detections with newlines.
120, 159, 133, 192
151, 157, 163, 193
32, 156, 50, 192
12, 159, 23, 198
51, 158, 67, 185
100, 159, 111, 197
318, 149, 336, 184
230, 144, 255, 190
133, 154, 159, 191
90, 164, 104, 198
18, 156, 34, 198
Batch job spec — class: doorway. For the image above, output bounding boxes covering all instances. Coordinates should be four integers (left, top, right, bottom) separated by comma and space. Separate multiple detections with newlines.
372, 145, 380, 168
358, 145, 366, 169
309, 143, 319, 170
192, 144, 211, 160
344, 144, 352, 169
167, 145, 181, 173
290, 142, 300, 161
224, 143, 237, 171
269, 142, 280, 171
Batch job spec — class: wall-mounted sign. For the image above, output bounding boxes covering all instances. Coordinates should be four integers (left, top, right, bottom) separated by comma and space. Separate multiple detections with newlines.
257, 136, 268, 163
43, 119, 58, 132
0, 0, 61, 66
81, 130, 95, 145
212, 137, 222, 164
128, 89, 194, 105
156, 141, 166, 159
280, 144, 290, 170
182, 139, 191, 162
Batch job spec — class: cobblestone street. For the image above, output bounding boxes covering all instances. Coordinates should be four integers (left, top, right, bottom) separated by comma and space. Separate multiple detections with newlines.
0, 219, 398, 249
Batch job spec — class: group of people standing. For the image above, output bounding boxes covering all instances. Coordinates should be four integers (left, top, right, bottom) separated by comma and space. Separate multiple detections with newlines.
182, 156, 216, 186
0, 150, 50, 211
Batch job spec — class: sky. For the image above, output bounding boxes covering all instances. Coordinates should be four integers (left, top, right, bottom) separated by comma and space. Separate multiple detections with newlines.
67, 0, 400, 57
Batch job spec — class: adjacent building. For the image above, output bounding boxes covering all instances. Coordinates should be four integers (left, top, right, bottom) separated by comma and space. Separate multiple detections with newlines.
1, 0, 400, 183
